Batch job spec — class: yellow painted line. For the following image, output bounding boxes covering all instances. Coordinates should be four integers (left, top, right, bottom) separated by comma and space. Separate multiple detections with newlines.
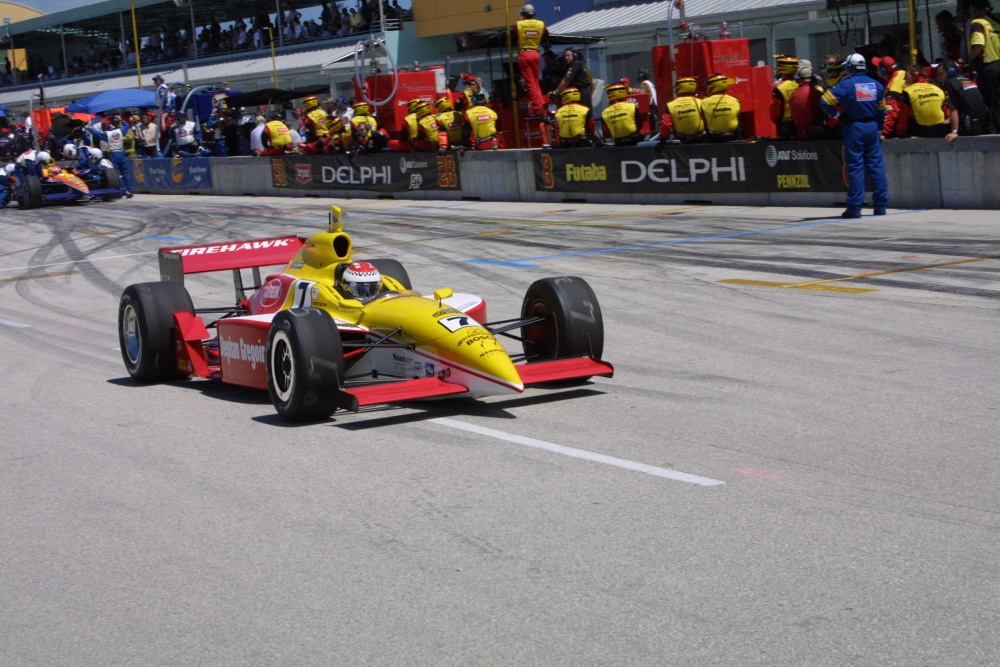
720, 256, 992, 294
0, 269, 80, 284
720, 279, 876, 293
76, 229, 119, 236
791, 256, 991, 287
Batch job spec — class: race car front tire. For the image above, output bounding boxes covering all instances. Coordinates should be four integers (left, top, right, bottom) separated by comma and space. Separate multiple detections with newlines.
22, 174, 43, 209
266, 308, 345, 421
101, 169, 122, 200
520, 276, 605, 367
119, 281, 194, 383
368, 258, 412, 290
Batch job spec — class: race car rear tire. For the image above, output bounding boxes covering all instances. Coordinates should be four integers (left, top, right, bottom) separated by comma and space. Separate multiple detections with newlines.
368, 258, 412, 290
118, 281, 194, 383
266, 308, 345, 421
22, 174, 43, 209
101, 169, 122, 201
521, 276, 604, 369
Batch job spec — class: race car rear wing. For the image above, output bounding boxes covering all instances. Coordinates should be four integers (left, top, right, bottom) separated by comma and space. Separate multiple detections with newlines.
159, 235, 305, 301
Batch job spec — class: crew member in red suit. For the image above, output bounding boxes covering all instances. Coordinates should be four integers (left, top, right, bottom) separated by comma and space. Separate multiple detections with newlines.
515, 4, 548, 116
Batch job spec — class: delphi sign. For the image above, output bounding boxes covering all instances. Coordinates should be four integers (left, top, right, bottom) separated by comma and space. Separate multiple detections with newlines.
272, 152, 460, 192
534, 141, 844, 194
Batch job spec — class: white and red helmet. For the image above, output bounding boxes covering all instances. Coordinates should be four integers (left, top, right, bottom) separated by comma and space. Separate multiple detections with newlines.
340, 261, 382, 299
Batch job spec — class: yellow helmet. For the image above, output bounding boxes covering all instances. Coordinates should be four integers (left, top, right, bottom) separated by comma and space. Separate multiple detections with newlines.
327, 116, 344, 132
605, 83, 628, 103
705, 73, 729, 95
407, 98, 423, 113
674, 76, 698, 95
824, 61, 846, 87
433, 96, 453, 113
353, 101, 371, 115
561, 87, 581, 104
775, 55, 799, 76
413, 100, 432, 118
303, 96, 320, 111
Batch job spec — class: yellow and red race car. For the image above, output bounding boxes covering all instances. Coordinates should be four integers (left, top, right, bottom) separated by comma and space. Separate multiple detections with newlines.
118, 206, 613, 421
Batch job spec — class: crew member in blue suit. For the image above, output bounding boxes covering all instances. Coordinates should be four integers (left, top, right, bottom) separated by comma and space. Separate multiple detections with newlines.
87, 116, 133, 198
819, 53, 889, 218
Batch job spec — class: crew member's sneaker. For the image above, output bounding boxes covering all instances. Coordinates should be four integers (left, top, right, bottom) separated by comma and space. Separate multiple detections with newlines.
874, 208, 886, 215
841, 210, 861, 219
125, 191, 133, 199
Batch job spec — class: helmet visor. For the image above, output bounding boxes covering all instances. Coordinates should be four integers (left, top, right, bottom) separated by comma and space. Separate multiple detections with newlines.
346, 280, 381, 299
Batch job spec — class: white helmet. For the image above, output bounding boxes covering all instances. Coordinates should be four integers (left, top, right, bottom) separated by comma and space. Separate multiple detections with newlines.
36, 150, 51, 163
339, 261, 383, 299
88, 147, 103, 161
3, 163, 14, 176
62, 144, 78, 160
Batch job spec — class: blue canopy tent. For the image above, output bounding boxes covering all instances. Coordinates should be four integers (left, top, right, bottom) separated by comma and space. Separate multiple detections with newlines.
0, 104, 8, 118
65, 88, 157, 114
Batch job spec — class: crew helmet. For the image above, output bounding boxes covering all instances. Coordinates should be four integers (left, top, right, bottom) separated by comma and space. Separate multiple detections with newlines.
433, 97, 453, 113
407, 98, 424, 113
327, 116, 344, 132
88, 147, 104, 162
674, 76, 698, 95
36, 150, 51, 163
845, 53, 867, 72
605, 83, 628, 103
62, 144, 78, 160
413, 100, 432, 118
303, 95, 320, 111
4, 163, 15, 176
340, 261, 382, 300
561, 87, 581, 104
520, 4, 535, 17
470, 92, 487, 105
775, 55, 799, 76
353, 101, 371, 115
706, 73, 730, 95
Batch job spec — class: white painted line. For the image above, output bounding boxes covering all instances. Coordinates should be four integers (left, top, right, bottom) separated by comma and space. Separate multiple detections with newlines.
0, 318, 31, 328
431, 418, 725, 487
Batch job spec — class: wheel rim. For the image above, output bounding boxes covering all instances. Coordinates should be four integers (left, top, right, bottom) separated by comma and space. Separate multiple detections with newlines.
525, 299, 558, 358
121, 303, 142, 366
270, 331, 294, 402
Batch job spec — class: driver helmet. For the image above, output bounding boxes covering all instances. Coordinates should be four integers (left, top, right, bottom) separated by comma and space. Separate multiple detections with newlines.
36, 150, 51, 163
88, 146, 104, 162
48, 165, 61, 175
62, 144, 78, 160
604, 83, 628, 103
340, 261, 382, 300
561, 87, 581, 104
303, 95, 320, 111
353, 101, 371, 116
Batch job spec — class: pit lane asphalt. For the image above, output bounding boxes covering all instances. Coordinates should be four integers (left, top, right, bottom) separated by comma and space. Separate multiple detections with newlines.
1, 196, 998, 666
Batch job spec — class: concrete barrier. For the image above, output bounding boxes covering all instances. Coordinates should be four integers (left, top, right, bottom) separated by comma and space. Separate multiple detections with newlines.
132, 137, 1000, 210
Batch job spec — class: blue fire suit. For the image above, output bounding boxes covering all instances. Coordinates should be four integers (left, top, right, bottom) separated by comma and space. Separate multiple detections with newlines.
88, 122, 133, 196
820, 71, 889, 214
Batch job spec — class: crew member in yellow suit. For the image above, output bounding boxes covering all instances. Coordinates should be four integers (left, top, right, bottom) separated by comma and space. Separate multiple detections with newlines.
601, 83, 644, 146
701, 73, 742, 142
658, 76, 705, 143
515, 4, 548, 116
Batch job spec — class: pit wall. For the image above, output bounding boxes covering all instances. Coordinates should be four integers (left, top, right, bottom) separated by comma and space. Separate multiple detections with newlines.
133, 137, 1000, 210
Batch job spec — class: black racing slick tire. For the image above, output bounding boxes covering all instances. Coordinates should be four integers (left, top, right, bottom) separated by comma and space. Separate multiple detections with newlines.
101, 169, 122, 201
521, 276, 604, 365
23, 174, 43, 209
368, 258, 412, 290
266, 308, 345, 421
118, 281, 194, 383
